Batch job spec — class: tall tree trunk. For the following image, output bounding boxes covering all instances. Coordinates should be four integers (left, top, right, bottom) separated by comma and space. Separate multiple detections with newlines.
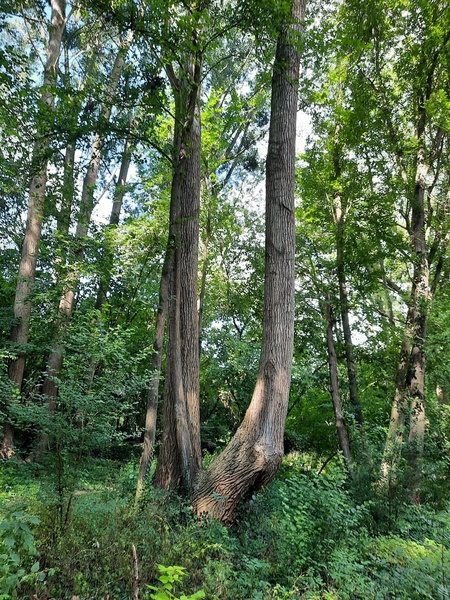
137, 77, 253, 496
2, 0, 66, 457
406, 134, 429, 502
380, 102, 434, 500
8, 0, 66, 388
332, 136, 363, 429
136, 251, 170, 500
192, 0, 305, 524
153, 48, 203, 492
324, 294, 352, 464
40, 36, 131, 407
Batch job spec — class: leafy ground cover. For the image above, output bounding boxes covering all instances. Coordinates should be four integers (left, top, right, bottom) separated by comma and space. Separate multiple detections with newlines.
1, 454, 449, 599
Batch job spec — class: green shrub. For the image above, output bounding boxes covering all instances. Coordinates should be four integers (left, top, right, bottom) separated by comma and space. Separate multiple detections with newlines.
146, 565, 205, 600
0, 508, 47, 599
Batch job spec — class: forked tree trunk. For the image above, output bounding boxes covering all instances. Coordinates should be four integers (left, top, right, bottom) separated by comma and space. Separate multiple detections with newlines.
192, 0, 305, 524
153, 49, 203, 492
137, 85, 253, 497
324, 294, 352, 465
1, 0, 66, 457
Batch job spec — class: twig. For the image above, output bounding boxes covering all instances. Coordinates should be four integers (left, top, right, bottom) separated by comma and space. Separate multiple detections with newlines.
317, 452, 338, 475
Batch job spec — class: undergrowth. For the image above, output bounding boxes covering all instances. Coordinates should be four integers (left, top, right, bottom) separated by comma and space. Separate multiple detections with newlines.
1, 453, 449, 599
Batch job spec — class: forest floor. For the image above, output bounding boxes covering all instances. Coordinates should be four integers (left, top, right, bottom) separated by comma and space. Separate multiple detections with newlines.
1, 451, 449, 599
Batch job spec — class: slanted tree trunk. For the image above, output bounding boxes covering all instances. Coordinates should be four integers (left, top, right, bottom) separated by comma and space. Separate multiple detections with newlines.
8, 0, 66, 386
1, 0, 66, 458
153, 46, 203, 492
324, 293, 352, 464
192, 0, 305, 524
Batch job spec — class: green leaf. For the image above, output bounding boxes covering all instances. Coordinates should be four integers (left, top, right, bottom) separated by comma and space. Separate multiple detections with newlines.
30, 561, 40, 573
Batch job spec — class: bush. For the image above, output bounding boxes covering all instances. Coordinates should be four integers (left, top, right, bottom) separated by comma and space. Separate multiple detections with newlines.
0, 507, 46, 599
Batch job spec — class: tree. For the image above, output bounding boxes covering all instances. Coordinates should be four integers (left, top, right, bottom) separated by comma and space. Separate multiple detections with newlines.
192, 0, 305, 523
40, 27, 135, 415
341, 0, 450, 497
2, 0, 66, 457
136, 34, 269, 497
324, 293, 352, 465
153, 1, 205, 492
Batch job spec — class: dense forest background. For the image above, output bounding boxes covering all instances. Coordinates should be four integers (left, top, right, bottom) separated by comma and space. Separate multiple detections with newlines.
1, 0, 450, 598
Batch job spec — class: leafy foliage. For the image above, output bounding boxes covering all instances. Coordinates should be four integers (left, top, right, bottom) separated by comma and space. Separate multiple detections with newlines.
1, 0, 450, 597
3, 454, 450, 599
146, 565, 206, 600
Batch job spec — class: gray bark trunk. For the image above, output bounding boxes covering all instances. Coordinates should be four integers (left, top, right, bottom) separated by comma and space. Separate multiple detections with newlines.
7, 0, 66, 390
40, 35, 131, 406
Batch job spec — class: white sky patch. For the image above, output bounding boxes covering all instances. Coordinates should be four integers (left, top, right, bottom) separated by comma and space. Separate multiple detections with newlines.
297, 110, 312, 154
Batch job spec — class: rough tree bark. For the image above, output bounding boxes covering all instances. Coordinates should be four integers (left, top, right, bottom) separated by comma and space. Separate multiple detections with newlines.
153, 42, 203, 492
137, 80, 254, 497
192, 0, 305, 524
1, 0, 66, 458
